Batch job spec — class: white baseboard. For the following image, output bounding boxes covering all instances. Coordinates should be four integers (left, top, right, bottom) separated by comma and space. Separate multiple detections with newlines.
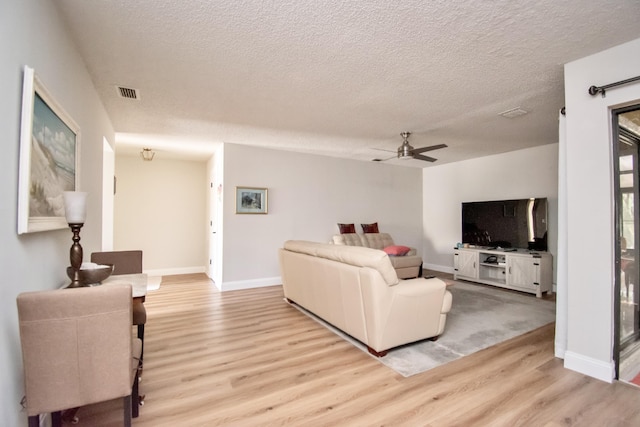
554, 342, 566, 359
144, 266, 206, 277
424, 263, 454, 274
563, 351, 615, 383
219, 276, 282, 292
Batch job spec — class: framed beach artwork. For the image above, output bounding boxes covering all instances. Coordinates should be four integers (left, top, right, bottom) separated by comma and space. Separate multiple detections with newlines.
17, 66, 80, 234
235, 187, 268, 214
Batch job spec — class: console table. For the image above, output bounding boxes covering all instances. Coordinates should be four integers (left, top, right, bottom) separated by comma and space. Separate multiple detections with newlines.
453, 247, 553, 298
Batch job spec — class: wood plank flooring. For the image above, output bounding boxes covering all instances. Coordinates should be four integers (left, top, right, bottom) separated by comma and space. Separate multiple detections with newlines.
67, 274, 640, 426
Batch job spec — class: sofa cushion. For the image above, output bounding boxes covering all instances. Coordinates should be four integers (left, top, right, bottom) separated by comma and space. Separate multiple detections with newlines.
361, 222, 379, 233
337, 223, 356, 234
360, 232, 395, 250
383, 245, 411, 256
332, 233, 365, 247
333, 232, 417, 256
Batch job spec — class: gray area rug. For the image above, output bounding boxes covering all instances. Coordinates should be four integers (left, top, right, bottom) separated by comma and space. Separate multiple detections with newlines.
290, 281, 556, 377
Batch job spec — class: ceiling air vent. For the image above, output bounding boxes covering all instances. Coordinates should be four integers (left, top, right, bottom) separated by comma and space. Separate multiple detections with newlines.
116, 86, 140, 100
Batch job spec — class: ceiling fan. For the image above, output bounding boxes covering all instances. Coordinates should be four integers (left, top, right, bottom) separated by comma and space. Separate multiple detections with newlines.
373, 132, 447, 163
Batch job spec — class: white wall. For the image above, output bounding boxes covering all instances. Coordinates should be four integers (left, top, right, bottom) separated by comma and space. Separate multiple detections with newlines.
220, 143, 423, 289
114, 154, 208, 275
422, 144, 559, 273
562, 37, 640, 382
1, 1, 114, 424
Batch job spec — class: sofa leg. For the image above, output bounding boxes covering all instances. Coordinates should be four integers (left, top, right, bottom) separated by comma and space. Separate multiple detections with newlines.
428, 335, 439, 342
367, 346, 388, 357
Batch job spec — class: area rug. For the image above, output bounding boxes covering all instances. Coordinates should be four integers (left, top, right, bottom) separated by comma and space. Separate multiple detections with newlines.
290, 281, 556, 377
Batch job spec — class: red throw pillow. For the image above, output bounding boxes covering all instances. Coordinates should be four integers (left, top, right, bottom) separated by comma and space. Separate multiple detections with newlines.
361, 222, 379, 233
337, 223, 356, 234
383, 245, 411, 256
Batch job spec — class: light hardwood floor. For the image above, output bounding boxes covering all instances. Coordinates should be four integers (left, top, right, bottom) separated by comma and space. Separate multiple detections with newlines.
68, 273, 640, 426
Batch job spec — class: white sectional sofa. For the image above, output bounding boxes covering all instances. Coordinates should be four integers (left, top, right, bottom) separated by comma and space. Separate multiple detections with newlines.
332, 232, 423, 279
279, 240, 452, 356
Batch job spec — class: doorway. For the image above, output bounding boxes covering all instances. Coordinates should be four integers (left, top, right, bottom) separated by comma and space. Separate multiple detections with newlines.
614, 104, 640, 384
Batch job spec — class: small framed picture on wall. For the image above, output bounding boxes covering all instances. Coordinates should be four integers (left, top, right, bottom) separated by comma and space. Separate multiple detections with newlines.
235, 187, 268, 214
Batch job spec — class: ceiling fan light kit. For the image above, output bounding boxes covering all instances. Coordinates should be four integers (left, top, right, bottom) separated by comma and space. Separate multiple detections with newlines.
397, 132, 414, 159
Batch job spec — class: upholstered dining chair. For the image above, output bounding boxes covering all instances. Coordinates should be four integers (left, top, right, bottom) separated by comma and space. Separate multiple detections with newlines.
17, 285, 142, 427
91, 250, 143, 276
91, 250, 146, 360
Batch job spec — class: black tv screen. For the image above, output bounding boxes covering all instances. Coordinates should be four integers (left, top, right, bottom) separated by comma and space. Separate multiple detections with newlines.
461, 198, 548, 251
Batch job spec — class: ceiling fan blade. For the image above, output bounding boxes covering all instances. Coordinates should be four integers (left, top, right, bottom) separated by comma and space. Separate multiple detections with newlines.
412, 144, 448, 154
371, 147, 396, 153
372, 153, 397, 162
413, 154, 438, 162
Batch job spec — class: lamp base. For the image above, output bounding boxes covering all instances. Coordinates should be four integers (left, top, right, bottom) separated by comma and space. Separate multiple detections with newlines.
68, 222, 84, 288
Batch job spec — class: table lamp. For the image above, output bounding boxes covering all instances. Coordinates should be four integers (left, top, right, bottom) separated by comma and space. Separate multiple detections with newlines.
63, 191, 88, 288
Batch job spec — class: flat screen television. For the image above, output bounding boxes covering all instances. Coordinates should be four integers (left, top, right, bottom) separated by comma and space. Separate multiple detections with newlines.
461, 198, 548, 251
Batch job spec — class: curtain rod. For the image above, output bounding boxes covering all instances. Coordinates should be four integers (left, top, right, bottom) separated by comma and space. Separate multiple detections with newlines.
588, 75, 640, 97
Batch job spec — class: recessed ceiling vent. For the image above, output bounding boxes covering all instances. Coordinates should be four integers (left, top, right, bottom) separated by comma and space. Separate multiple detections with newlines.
116, 86, 140, 100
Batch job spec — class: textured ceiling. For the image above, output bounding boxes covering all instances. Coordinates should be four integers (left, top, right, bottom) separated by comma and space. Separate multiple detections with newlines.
54, 0, 640, 166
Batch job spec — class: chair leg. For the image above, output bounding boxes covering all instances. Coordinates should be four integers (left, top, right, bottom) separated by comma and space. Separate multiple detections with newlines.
62, 407, 80, 424
137, 323, 145, 361
124, 395, 132, 427
51, 411, 62, 427
28, 415, 39, 427
132, 364, 141, 418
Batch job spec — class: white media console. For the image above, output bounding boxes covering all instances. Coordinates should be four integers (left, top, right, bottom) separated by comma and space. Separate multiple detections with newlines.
453, 247, 552, 298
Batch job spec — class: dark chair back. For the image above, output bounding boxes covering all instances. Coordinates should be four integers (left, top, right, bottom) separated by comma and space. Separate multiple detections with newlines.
91, 250, 143, 275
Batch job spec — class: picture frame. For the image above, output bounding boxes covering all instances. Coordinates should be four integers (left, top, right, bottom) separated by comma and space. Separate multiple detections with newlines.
17, 66, 80, 234
235, 187, 268, 214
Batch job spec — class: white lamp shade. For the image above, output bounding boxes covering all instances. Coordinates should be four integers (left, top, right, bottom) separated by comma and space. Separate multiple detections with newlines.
63, 191, 88, 223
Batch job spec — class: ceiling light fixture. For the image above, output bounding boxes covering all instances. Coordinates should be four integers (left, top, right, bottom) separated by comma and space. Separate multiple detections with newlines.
140, 148, 155, 161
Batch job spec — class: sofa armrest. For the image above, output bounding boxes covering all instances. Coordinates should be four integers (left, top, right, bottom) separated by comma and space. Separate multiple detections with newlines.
388, 254, 422, 279
388, 254, 422, 269
360, 275, 450, 352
